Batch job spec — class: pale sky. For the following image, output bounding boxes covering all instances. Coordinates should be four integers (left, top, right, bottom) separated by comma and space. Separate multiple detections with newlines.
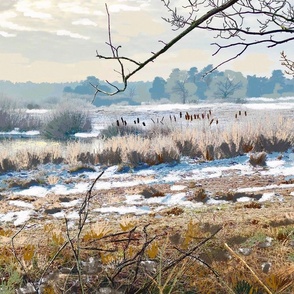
0, 0, 291, 83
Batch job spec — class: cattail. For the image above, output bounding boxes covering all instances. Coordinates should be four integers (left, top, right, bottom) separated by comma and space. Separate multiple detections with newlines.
121, 117, 124, 123
134, 120, 136, 124
174, 115, 176, 122
137, 117, 140, 123
180, 112, 182, 118
190, 115, 193, 121
151, 118, 155, 124
197, 114, 200, 119
239, 110, 241, 116
207, 113, 210, 119
235, 113, 238, 119
245, 111, 247, 116
142, 122, 146, 126
116, 120, 120, 127
124, 120, 127, 126
169, 115, 172, 121
209, 119, 214, 126
209, 109, 212, 115
161, 116, 164, 123
216, 119, 218, 124
194, 114, 197, 119
202, 113, 205, 119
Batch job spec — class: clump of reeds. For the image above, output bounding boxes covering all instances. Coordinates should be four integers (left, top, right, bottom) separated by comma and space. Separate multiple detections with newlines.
249, 151, 267, 166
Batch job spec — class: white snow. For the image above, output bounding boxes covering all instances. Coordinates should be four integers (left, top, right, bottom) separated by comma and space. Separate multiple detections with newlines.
14, 186, 49, 197
60, 199, 82, 208
9, 200, 34, 209
170, 185, 186, 191
259, 192, 283, 202
0, 210, 35, 226
95, 205, 150, 215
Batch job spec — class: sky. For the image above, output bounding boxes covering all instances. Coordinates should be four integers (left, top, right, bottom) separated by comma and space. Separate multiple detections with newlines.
0, 0, 292, 83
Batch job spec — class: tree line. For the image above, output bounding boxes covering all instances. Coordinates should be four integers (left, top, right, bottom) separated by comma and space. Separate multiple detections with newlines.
64, 66, 294, 106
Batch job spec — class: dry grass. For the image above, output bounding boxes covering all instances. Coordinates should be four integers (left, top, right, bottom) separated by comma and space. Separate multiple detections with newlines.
0, 113, 293, 173
1, 201, 293, 293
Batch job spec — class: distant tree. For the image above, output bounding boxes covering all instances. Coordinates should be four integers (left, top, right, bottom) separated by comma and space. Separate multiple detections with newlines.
64, 76, 110, 96
267, 70, 286, 96
270, 70, 285, 86
187, 67, 198, 84
206, 70, 247, 100
165, 69, 197, 103
246, 75, 269, 97
194, 65, 220, 100
127, 86, 136, 100
149, 77, 169, 100
134, 83, 152, 103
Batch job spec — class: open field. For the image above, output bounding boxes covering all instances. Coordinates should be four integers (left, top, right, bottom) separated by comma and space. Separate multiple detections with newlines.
0, 100, 294, 293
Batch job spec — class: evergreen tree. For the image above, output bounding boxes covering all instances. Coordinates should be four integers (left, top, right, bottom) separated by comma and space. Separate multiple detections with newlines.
149, 77, 168, 100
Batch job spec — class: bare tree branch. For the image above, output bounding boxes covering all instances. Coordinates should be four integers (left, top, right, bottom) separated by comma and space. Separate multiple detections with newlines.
93, 0, 239, 98
280, 51, 294, 77
94, 0, 294, 98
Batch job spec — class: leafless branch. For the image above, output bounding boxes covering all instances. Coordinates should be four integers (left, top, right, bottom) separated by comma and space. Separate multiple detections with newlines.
280, 51, 294, 77
93, 0, 293, 97
93, 0, 239, 98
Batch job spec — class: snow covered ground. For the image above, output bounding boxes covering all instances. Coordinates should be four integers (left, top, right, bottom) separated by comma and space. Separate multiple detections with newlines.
1, 149, 294, 226
1, 98, 294, 226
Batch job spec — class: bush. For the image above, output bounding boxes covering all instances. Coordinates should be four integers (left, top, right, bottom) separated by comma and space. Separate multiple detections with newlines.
0, 109, 42, 132
249, 151, 267, 166
27, 103, 40, 110
41, 110, 92, 140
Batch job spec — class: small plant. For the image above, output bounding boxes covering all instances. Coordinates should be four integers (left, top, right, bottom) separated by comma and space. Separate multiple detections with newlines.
233, 280, 261, 294
0, 265, 22, 294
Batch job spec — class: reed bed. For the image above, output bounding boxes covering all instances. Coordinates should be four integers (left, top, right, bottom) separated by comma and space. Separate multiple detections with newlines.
1, 112, 293, 173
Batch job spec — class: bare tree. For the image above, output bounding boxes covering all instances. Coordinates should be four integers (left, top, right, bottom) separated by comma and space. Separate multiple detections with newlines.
93, 0, 293, 97
215, 77, 243, 99
165, 69, 197, 103
206, 70, 246, 99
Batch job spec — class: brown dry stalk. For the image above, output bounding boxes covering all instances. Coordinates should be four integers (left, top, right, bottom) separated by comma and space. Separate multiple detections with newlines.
224, 243, 273, 294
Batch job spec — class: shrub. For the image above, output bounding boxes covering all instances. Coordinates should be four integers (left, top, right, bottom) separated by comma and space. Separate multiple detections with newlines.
249, 151, 267, 166
41, 110, 92, 140
27, 103, 40, 110
0, 109, 42, 132
100, 124, 146, 139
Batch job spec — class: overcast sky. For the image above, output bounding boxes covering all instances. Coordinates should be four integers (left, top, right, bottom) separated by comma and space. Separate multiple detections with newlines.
0, 0, 291, 83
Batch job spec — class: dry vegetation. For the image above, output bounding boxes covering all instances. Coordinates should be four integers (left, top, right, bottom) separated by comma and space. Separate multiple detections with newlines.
1, 181, 293, 293
0, 111, 293, 173
1, 108, 294, 293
